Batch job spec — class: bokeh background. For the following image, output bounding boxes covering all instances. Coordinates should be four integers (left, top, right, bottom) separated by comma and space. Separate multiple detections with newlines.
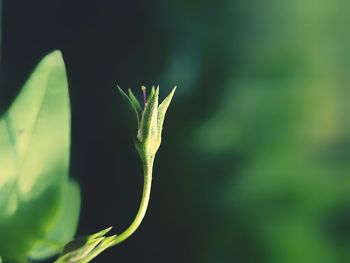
1, 0, 350, 262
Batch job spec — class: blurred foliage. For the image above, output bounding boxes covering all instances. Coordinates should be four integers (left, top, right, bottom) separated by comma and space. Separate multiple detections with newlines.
0, 51, 80, 262
1, 0, 350, 262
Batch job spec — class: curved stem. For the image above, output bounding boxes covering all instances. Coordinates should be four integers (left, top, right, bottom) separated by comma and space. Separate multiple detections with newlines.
54, 158, 155, 263
112, 158, 154, 246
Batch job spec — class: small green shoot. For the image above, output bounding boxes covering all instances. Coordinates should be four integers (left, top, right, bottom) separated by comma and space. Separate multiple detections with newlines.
55, 86, 176, 262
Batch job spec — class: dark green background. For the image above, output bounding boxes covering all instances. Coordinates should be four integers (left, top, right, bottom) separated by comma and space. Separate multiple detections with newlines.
1, 0, 350, 262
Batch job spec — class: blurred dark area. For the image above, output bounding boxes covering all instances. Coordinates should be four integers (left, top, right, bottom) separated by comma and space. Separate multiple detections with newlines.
1, 0, 350, 262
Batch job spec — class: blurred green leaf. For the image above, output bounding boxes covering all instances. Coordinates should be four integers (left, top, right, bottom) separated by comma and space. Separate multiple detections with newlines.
0, 51, 80, 261
29, 180, 81, 260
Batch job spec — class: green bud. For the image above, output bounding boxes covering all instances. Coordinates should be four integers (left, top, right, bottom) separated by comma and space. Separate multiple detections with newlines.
118, 86, 176, 164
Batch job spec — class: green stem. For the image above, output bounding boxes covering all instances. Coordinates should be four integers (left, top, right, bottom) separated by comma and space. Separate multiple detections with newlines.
53, 157, 155, 263
76, 158, 154, 263
112, 158, 154, 246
